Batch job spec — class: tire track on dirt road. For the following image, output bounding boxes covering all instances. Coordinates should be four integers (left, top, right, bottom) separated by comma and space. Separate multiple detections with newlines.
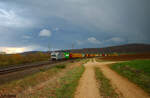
94, 60, 149, 98
74, 60, 101, 98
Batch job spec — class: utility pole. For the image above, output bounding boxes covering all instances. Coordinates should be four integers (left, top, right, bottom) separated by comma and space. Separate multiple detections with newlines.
47, 38, 51, 53
72, 43, 75, 49
48, 43, 51, 52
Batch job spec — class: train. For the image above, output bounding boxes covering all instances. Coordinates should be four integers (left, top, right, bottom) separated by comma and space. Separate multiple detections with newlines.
51, 51, 84, 60
51, 51, 119, 60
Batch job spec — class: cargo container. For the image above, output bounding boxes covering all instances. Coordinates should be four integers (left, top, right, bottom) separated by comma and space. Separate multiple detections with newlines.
89, 54, 94, 57
71, 53, 83, 58
93, 54, 96, 57
112, 53, 119, 56
85, 54, 89, 58
69, 53, 73, 58
96, 54, 99, 57
102, 54, 105, 56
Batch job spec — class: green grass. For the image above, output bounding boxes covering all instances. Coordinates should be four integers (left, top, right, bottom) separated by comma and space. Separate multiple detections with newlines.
95, 67, 118, 98
55, 64, 66, 69
111, 60, 150, 94
55, 65, 85, 98
82, 58, 89, 64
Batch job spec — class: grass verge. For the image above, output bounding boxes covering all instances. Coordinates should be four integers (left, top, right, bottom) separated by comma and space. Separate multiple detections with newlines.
82, 58, 89, 64
0, 63, 68, 95
95, 67, 118, 98
55, 65, 85, 98
111, 60, 150, 94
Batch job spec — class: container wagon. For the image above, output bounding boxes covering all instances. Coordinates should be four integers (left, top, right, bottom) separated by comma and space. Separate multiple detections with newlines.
71, 53, 83, 58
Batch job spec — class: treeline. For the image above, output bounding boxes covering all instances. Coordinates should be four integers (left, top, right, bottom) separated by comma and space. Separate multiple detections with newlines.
0, 52, 50, 67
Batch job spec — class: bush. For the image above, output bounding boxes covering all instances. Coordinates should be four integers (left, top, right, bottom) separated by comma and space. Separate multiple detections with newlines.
0, 52, 50, 68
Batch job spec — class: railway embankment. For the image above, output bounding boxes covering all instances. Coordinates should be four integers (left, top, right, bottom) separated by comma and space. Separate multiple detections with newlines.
0, 60, 71, 85
0, 59, 87, 97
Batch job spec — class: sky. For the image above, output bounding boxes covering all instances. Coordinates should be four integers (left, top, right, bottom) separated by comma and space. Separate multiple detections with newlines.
0, 0, 150, 53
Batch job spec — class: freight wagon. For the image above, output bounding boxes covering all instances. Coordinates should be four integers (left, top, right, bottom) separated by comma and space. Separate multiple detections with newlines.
51, 51, 119, 60
70, 53, 83, 58
51, 52, 85, 60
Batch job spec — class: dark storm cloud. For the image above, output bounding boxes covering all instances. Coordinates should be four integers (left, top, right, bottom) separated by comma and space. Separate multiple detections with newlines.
0, 0, 149, 52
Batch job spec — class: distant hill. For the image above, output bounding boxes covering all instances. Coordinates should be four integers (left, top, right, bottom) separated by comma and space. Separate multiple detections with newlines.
21, 43, 150, 54
65, 43, 150, 54
21, 51, 49, 55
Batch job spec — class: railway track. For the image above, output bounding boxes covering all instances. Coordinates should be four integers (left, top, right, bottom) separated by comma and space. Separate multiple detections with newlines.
0, 60, 66, 75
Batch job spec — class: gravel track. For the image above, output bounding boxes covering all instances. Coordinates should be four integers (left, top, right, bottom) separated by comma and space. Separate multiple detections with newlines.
75, 60, 101, 98
75, 59, 149, 98
95, 60, 149, 98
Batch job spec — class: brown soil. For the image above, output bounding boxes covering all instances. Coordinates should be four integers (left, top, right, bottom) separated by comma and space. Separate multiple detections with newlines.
99, 53, 150, 61
74, 60, 101, 98
94, 60, 150, 98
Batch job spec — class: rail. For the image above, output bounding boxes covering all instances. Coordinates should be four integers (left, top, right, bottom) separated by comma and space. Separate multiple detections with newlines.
0, 60, 65, 75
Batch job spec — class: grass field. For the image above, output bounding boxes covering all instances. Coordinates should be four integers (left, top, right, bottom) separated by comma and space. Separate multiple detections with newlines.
95, 67, 118, 98
55, 65, 85, 98
111, 60, 150, 94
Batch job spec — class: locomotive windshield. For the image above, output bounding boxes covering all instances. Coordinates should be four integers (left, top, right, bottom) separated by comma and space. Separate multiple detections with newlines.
51, 55, 56, 57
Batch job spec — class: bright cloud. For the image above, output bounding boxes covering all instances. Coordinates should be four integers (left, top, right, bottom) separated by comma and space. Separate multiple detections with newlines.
0, 47, 33, 54
88, 37, 101, 44
39, 29, 52, 37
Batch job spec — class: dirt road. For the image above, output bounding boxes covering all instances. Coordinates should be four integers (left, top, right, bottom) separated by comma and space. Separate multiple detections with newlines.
74, 60, 101, 98
75, 59, 149, 98
94, 60, 149, 98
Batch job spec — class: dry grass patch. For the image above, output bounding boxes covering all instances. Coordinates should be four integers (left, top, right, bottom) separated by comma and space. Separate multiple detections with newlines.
95, 67, 118, 98
18, 61, 85, 98
0, 62, 70, 96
